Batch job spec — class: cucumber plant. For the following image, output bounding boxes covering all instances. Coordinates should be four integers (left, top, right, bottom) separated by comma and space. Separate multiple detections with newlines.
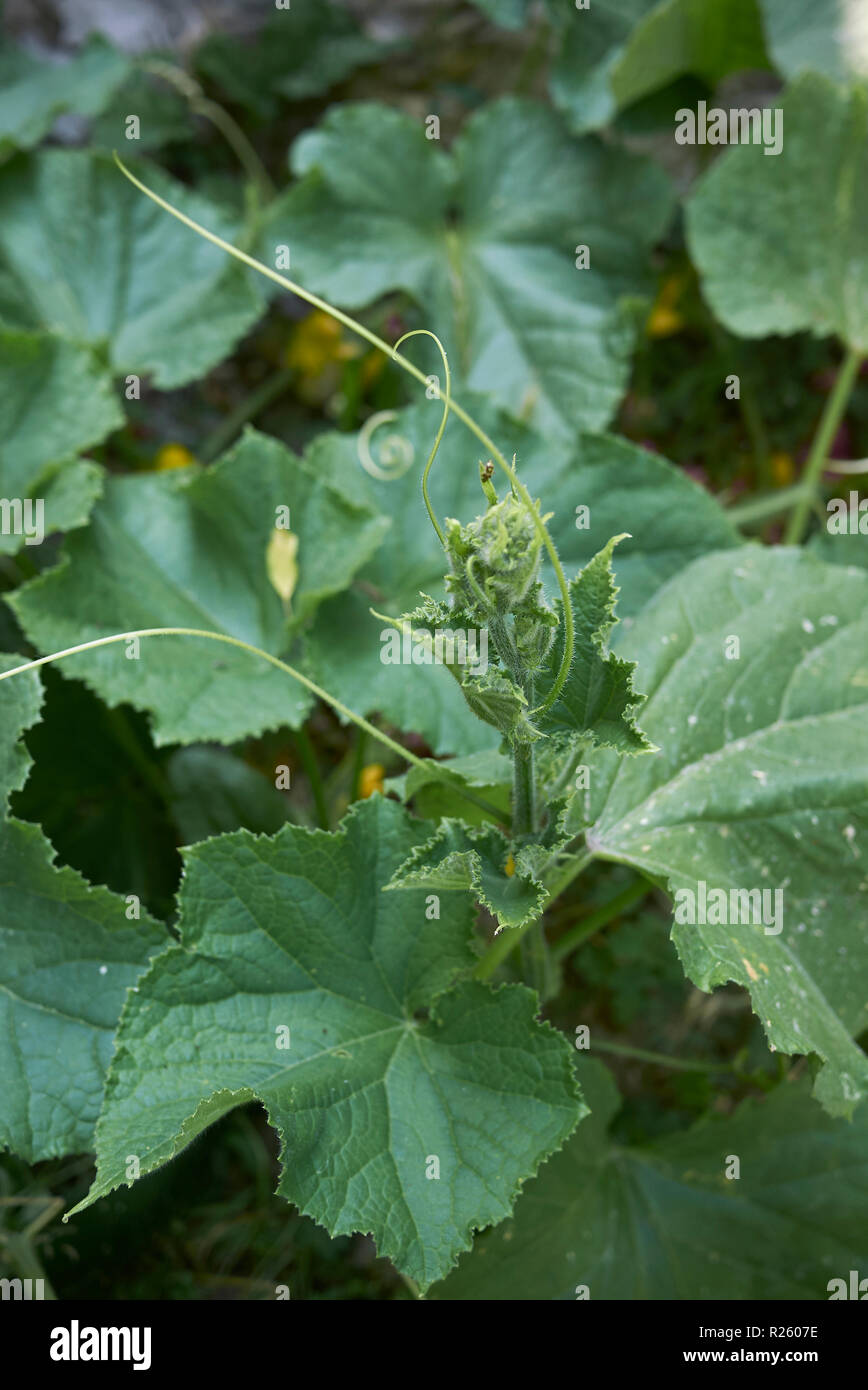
0, 27, 867, 1299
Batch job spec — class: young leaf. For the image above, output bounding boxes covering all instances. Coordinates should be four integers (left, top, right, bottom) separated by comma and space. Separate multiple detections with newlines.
586, 546, 868, 1116
686, 75, 868, 352
261, 99, 673, 436
302, 406, 739, 755
387, 819, 547, 930
536, 536, 655, 755
10, 429, 388, 745
70, 797, 584, 1289
433, 1056, 868, 1299
0, 150, 264, 388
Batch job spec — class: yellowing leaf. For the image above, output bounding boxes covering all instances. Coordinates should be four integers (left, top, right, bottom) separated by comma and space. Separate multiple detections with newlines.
266, 527, 299, 605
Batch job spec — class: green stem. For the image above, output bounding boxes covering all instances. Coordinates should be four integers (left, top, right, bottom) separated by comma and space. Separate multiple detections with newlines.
0, 629, 506, 823
588, 1038, 737, 1075
784, 347, 863, 544
112, 156, 575, 715
552, 876, 651, 962
512, 740, 535, 838
350, 727, 367, 802
727, 482, 812, 527
200, 368, 293, 463
292, 726, 330, 830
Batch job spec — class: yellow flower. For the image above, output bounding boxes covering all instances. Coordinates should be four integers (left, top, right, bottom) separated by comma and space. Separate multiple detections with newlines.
770, 451, 794, 486
284, 310, 358, 377
359, 763, 385, 799
504, 853, 516, 878
153, 443, 194, 470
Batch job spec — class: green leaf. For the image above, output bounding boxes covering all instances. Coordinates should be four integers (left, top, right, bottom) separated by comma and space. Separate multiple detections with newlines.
759, 0, 867, 85
0, 328, 121, 553
167, 745, 292, 843
387, 819, 547, 929
0, 35, 130, 156
388, 749, 512, 827
0, 150, 264, 388
89, 70, 195, 154
0, 816, 167, 1162
262, 99, 673, 436
10, 429, 388, 745
304, 591, 500, 758
195, 0, 386, 117
586, 546, 868, 1116
434, 1056, 868, 1299
537, 535, 655, 755
550, 0, 769, 135
0, 658, 166, 1162
70, 796, 584, 1289
686, 75, 868, 352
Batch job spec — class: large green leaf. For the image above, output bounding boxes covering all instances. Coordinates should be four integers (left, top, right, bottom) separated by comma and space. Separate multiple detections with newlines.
585, 546, 868, 1116
262, 100, 673, 437
0, 328, 121, 554
301, 403, 739, 754
550, 0, 769, 135
0, 35, 129, 156
434, 1056, 868, 1299
686, 75, 868, 352
0, 150, 264, 388
0, 657, 166, 1162
0, 818, 167, 1161
195, 0, 385, 118
69, 796, 584, 1289
759, 0, 868, 85
10, 429, 388, 745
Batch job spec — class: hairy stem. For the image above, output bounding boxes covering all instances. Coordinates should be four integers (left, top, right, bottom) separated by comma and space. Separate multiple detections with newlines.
512, 739, 536, 838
